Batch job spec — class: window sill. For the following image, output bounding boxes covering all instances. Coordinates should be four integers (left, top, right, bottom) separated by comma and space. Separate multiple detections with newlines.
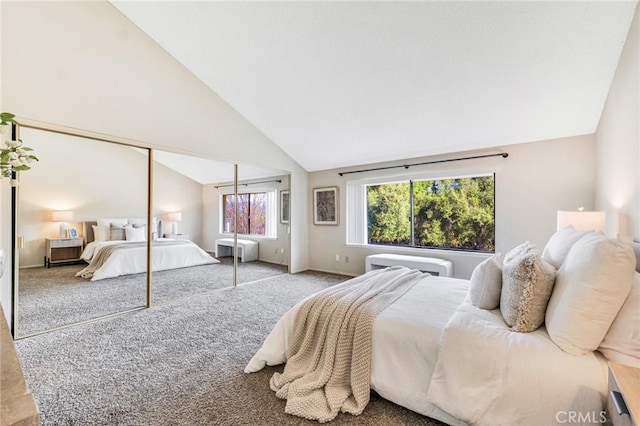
345, 243, 494, 259
219, 233, 277, 241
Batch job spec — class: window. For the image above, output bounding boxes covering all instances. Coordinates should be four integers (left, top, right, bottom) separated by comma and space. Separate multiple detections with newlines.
223, 192, 267, 236
351, 174, 494, 252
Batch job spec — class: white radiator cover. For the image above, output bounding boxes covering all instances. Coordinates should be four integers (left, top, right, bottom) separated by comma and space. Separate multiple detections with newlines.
365, 253, 453, 277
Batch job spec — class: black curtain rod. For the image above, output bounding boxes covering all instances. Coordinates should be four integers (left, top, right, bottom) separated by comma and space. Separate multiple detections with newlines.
214, 179, 282, 189
338, 152, 508, 176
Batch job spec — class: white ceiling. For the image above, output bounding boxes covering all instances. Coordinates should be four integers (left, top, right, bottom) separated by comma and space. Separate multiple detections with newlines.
152, 150, 285, 184
112, 1, 638, 172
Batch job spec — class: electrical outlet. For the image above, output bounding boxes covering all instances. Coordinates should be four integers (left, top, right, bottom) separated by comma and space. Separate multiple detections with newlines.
345, 256, 349, 263
280, 248, 285, 254
335, 254, 340, 262
274, 248, 278, 254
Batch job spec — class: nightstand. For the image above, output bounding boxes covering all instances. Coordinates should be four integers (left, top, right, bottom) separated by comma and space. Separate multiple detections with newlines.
164, 233, 190, 240
608, 362, 640, 426
45, 238, 84, 268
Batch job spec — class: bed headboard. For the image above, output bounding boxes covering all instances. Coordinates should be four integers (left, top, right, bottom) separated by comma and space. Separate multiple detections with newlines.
83, 221, 98, 244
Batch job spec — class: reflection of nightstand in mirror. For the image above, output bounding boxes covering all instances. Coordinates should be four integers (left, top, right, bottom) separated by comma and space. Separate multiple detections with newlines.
608, 362, 639, 426
164, 234, 189, 241
45, 238, 83, 268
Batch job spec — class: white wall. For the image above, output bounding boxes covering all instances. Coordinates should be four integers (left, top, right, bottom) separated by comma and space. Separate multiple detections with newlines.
596, 7, 639, 240
0, 1, 310, 319
309, 135, 597, 279
153, 161, 203, 247
16, 128, 203, 268
202, 175, 290, 265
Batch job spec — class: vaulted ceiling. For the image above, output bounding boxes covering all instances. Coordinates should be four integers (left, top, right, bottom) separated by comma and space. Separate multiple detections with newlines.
112, 1, 638, 172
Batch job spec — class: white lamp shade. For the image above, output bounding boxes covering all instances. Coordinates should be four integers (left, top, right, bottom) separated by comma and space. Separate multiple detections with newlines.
166, 212, 182, 222
557, 211, 606, 232
51, 210, 73, 222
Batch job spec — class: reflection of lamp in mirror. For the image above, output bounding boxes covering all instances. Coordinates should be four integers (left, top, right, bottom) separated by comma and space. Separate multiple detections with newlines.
165, 212, 182, 235
557, 207, 606, 232
51, 210, 74, 238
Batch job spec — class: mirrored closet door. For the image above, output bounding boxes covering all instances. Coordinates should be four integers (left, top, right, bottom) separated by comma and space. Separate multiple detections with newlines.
14, 125, 150, 338
150, 150, 235, 303
11, 121, 293, 338
233, 164, 291, 285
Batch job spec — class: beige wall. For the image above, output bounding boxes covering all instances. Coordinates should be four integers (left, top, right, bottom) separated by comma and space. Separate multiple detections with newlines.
596, 7, 639, 240
17, 128, 203, 268
309, 135, 597, 279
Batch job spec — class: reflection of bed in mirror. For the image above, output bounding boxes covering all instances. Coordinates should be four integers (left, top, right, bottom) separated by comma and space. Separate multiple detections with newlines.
77, 219, 218, 281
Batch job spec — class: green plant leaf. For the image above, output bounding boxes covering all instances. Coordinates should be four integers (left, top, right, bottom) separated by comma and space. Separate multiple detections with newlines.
0, 112, 16, 126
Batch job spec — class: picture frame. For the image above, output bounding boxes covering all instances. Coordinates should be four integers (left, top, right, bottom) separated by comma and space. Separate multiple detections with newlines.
280, 190, 290, 224
313, 186, 339, 225
69, 228, 78, 238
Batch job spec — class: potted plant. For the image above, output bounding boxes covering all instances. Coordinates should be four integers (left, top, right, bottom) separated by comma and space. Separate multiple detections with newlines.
0, 112, 38, 185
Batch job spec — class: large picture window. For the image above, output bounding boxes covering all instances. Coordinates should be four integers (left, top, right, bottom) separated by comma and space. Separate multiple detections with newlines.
365, 175, 495, 252
223, 192, 267, 236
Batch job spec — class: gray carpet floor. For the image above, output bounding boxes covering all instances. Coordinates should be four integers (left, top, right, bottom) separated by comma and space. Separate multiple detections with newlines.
17, 257, 287, 336
15, 270, 445, 426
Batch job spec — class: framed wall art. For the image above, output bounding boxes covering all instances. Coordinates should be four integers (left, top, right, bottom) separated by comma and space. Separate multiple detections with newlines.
313, 186, 338, 225
280, 190, 290, 224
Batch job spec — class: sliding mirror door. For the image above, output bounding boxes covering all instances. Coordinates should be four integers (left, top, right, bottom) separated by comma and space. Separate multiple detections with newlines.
231, 164, 291, 285
14, 126, 149, 337
149, 150, 234, 303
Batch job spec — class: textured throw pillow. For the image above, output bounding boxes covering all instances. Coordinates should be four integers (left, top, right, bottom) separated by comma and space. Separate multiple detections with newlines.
97, 218, 128, 242
469, 254, 503, 310
109, 224, 127, 241
500, 242, 556, 332
125, 226, 146, 242
545, 234, 636, 355
541, 226, 589, 269
598, 272, 640, 368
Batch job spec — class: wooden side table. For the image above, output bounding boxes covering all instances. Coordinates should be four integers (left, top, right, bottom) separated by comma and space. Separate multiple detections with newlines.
608, 362, 640, 426
45, 238, 84, 267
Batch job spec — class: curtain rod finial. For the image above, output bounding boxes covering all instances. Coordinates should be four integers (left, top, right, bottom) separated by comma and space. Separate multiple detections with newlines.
502, 153, 509, 158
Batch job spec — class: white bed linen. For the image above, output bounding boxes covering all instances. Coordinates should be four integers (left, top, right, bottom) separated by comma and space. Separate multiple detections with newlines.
246, 273, 609, 425
81, 240, 125, 262
426, 300, 608, 426
245, 274, 469, 424
80, 239, 217, 281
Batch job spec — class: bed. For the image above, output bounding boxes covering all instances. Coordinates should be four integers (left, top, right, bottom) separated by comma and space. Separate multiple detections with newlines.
76, 219, 217, 281
246, 230, 640, 425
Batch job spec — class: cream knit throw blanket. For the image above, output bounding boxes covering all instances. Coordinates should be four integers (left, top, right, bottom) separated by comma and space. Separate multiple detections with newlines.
270, 266, 425, 422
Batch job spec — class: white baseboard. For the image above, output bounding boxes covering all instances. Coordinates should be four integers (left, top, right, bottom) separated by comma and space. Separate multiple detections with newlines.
258, 258, 289, 267
19, 264, 44, 269
306, 267, 358, 278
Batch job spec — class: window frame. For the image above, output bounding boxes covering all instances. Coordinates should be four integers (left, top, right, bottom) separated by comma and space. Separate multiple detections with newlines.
219, 188, 278, 239
346, 169, 495, 253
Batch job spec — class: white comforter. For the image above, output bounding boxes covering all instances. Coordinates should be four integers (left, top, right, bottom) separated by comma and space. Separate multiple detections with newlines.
246, 272, 609, 425
79, 239, 218, 281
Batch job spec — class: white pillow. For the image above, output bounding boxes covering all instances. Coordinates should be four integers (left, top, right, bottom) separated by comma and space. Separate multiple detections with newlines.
128, 217, 157, 233
541, 226, 589, 269
91, 225, 102, 242
96, 218, 128, 242
598, 272, 640, 368
545, 233, 636, 355
125, 226, 146, 242
469, 254, 503, 310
